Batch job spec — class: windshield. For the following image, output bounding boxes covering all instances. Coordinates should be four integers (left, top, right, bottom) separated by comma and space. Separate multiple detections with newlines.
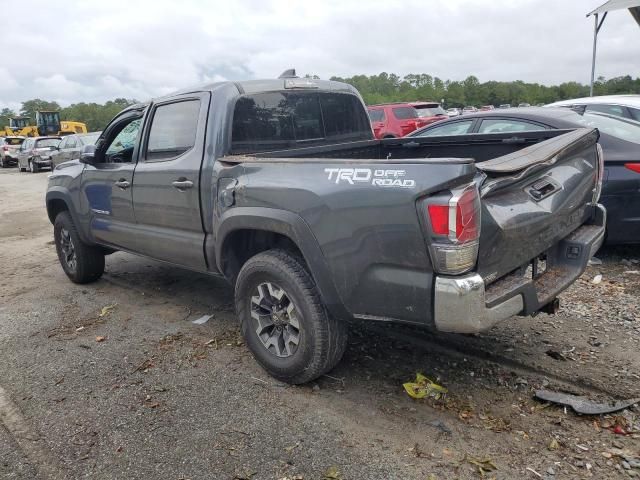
35, 138, 60, 148
576, 113, 640, 145
4, 138, 24, 146
232, 92, 372, 153
414, 105, 447, 117
80, 133, 101, 145
10, 118, 29, 128
38, 112, 60, 125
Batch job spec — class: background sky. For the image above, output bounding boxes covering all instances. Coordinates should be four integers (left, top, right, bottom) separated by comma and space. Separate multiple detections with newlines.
1, 0, 639, 110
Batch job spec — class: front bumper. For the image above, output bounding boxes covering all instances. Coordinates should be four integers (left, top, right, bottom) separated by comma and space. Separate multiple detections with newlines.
434, 203, 606, 334
34, 158, 52, 167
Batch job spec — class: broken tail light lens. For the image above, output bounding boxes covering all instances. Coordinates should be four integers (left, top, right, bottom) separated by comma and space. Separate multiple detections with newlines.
423, 183, 481, 275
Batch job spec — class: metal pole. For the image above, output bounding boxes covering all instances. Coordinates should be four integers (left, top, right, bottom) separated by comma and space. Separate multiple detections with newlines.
590, 13, 598, 97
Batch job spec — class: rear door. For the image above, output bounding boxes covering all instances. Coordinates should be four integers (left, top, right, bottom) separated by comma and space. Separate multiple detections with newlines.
130, 93, 210, 270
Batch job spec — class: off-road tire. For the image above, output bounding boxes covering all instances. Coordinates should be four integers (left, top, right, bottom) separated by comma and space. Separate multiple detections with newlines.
235, 249, 348, 384
54, 211, 105, 284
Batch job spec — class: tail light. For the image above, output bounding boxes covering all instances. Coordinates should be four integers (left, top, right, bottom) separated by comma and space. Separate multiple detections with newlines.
624, 163, 640, 174
2, 146, 8, 151
421, 183, 481, 275
593, 143, 605, 203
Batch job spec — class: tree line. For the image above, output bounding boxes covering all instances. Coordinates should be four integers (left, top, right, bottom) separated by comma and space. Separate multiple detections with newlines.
329, 74, 640, 107
1, 73, 639, 130
0, 98, 137, 132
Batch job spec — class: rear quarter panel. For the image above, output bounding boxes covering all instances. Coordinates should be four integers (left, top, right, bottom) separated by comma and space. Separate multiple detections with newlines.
230, 160, 476, 324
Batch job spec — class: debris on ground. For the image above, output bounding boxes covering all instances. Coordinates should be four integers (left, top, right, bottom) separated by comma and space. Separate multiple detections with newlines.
588, 257, 603, 266
428, 419, 452, 434
98, 304, 117, 317
323, 466, 341, 479
403, 373, 447, 400
465, 455, 497, 477
592, 274, 603, 284
545, 349, 567, 361
95, 336, 106, 343
192, 314, 213, 325
534, 389, 640, 415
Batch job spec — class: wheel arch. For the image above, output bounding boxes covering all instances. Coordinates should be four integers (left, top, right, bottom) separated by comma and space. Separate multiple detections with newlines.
214, 207, 349, 320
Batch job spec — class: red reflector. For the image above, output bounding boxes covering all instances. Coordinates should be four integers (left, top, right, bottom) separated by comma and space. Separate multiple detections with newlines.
625, 163, 640, 174
428, 204, 449, 235
456, 188, 480, 243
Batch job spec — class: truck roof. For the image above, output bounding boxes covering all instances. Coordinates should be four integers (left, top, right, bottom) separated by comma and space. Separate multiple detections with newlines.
175, 78, 359, 96
117, 77, 362, 117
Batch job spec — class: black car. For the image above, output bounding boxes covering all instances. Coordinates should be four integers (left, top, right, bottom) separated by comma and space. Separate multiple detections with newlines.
409, 107, 640, 244
50, 131, 101, 168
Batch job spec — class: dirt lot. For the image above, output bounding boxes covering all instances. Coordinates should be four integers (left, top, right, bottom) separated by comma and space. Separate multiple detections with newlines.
1, 168, 639, 480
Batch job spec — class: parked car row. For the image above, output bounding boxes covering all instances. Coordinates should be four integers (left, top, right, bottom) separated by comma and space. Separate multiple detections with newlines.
0, 132, 101, 172
367, 102, 448, 138
404, 103, 640, 245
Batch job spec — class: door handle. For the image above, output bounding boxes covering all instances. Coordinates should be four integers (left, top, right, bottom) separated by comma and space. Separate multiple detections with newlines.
114, 179, 130, 189
172, 179, 194, 190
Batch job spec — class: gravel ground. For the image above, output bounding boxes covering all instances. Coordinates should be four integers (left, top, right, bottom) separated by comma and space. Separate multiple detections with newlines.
0, 168, 639, 480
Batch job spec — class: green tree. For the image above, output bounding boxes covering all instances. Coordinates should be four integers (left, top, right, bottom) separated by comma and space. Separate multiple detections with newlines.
20, 99, 61, 121
0, 108, 16, 128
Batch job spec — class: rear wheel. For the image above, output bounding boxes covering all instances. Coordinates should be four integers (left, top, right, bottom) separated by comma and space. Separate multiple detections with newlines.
235, 249, 348, 384
54, 211, 105, 284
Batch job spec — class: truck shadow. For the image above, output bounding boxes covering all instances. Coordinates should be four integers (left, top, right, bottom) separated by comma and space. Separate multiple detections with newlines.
101, 246, 639, 402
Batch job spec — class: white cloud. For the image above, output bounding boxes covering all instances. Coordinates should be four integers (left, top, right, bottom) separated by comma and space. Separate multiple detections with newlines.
1, 0, 638, 111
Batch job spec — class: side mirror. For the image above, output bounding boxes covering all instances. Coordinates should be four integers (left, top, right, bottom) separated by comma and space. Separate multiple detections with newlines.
79, 144, 96, 164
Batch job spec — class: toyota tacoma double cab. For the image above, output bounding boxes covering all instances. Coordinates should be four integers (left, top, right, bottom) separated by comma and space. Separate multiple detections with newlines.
46, 72, 606, 384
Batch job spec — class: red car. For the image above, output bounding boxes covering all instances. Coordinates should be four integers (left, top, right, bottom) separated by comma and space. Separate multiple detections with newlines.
367, 102, 447, 138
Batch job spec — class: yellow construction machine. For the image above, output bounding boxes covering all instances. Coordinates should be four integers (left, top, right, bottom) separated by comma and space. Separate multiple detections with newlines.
1, 111, 87, 137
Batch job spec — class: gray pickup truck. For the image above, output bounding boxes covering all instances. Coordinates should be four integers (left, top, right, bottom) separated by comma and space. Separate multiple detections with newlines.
46, 74, 606, 383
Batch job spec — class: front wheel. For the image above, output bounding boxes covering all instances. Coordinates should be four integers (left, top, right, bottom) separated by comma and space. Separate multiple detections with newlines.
54, 211, 105, 283
235, 249, 348, 384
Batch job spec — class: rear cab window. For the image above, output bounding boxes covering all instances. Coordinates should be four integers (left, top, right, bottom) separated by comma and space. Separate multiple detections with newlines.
392, 106, 418, 120
231, 92, 371, 154
4, 138, 24, 146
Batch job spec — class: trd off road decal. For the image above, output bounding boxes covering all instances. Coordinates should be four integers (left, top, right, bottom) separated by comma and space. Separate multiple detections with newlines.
324, 168, 416, 188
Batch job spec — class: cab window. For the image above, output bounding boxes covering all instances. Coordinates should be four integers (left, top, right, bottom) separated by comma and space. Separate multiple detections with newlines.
145, 100, 200, 161
103, 118, 142, 163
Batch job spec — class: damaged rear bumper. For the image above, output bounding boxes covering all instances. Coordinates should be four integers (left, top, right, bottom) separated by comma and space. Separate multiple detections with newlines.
433, 203, 606, 334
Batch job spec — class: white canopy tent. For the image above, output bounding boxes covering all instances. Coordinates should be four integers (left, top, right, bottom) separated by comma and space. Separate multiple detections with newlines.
587, 0, 640, 96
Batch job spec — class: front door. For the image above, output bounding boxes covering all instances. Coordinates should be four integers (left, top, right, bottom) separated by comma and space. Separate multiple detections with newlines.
80, 112, 144, 249
130, 93, 210, 270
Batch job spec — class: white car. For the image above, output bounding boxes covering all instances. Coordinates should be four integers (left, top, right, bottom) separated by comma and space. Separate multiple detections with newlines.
446, 108, 460, 117
546, 95, 640, 122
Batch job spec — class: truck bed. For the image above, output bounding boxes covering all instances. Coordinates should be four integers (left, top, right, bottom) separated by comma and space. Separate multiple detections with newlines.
220, 127, 601, 326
